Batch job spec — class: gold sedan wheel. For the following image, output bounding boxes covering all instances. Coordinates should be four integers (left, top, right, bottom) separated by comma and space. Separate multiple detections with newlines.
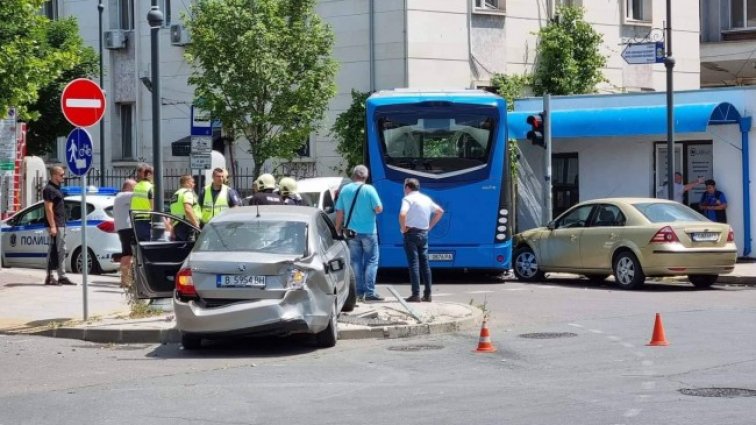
613, 251, 645, 290
513, 246, 545, 282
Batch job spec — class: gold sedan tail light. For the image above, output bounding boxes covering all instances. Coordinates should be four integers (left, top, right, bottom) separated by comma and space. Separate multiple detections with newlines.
650, 226, 679, 243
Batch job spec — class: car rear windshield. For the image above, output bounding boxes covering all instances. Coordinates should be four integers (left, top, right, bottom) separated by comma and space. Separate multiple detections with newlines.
299, 192, 319, 208
633, 202, 707, 223
195, 220, 307, 255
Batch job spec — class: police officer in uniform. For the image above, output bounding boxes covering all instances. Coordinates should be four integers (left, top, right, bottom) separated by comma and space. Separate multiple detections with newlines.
130, 163, 154, 241
279, 177, 303, 206
170, 175, 201, 241
199, 167, 241, 226
250, 173, 283, 205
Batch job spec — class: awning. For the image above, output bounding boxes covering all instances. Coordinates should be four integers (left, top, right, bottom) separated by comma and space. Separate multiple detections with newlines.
508, 102, 742, 139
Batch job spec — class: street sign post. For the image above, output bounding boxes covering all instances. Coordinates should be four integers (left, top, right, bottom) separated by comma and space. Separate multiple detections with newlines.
61, 79, 106, 128
190, 106, 213, 174
66, 128, 94, 320
621, 42, 665, 65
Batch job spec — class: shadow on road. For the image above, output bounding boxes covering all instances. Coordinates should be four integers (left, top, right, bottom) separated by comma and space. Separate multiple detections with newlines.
378, 269, 508, 285
532, 275, 726, 292
144, 334, 320, 359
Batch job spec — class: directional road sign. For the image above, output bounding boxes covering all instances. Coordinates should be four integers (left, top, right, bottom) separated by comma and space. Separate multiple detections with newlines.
61, 78, 106, 128
65, 128, 94, 176
621, 42, 665, 65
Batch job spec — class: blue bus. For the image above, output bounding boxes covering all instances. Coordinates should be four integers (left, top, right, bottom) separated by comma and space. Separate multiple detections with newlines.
365, 89, 512, 271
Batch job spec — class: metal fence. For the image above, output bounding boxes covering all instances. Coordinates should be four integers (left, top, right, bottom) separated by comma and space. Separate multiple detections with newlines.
49, 162, 320, 201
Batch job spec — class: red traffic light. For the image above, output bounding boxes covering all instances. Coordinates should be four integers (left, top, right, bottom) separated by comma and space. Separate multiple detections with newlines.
526, 114, 543, 129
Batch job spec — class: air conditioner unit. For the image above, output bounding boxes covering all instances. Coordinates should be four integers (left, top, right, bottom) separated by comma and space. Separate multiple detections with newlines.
104, 30, 127, 50
170, 24, 191, 46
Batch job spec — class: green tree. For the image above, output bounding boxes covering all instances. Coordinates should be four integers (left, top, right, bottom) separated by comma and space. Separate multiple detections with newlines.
26, 18, 99, 155
330, 89, 369, 174
532, 5, 606, 96
185, 0, 338, 178
491, 74, 531, 111
0, 0, 81, 119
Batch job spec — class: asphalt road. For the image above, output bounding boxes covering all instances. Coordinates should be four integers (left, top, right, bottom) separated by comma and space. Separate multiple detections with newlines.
1, 273, 754, 425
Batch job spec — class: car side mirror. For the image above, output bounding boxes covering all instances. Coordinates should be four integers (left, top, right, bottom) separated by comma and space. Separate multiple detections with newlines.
547, 221, 556, 230
328, 258, 345, 272
324, 206, 334, 214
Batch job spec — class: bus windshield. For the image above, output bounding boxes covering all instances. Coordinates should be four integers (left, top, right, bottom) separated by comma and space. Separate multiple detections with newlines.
377, 104, 497, 175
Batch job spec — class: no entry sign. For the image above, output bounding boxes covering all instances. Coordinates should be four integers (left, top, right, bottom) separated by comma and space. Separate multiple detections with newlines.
61, 78, 106, 128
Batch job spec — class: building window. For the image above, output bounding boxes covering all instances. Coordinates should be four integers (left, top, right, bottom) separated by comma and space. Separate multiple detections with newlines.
731, 0, 756, 29
296, 136, 311, 157
41, 0, 58, 20
625, 0, 651, 23
473, 0, 505, 14
118, 104, 134, 160
119, 0, 134, 30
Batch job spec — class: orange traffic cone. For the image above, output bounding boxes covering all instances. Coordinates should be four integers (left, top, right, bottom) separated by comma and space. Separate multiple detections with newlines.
474, 316, 497, 353
647, 313, 669, 346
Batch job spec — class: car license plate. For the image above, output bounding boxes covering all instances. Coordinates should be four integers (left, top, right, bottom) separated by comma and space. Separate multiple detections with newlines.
216, 274, 266, 288
692, 232, 719, 242
428, 253, 453, 261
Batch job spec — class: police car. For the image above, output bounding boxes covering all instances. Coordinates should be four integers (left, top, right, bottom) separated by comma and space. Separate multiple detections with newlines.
0, 187, 121, 274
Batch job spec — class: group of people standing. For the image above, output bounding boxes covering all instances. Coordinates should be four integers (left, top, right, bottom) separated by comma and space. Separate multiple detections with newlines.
334, 165, 445, 303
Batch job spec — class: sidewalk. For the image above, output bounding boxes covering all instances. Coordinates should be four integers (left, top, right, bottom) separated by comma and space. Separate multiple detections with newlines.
0, 267, 482, 344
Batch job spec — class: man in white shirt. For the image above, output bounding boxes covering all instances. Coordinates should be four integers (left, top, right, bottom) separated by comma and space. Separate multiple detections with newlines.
398, 178, 444, 302
113, 179, 136, 288
656, 172, 703, 204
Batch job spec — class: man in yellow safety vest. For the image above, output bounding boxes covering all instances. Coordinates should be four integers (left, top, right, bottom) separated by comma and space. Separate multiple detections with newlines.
170, 175, 201, 241
130, 163, 154, 241
199, 167, 241, 226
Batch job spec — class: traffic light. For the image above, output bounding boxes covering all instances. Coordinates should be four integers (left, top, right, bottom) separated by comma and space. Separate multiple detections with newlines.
526, 113, 545, 147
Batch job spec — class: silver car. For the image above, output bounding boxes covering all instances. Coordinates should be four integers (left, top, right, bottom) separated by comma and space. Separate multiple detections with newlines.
132, 206, 356, 349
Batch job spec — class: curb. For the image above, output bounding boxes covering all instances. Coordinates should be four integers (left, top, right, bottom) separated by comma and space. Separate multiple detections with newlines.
16, 303, 484, 344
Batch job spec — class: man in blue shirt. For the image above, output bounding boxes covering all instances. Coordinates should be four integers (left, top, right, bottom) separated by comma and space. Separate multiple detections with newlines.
335, 165, 384, 302
699, 179, 727, 223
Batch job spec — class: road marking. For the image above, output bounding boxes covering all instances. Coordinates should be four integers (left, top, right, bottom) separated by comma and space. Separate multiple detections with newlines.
607, 335, 621, 341
623, 409, 641, 418
501, 288, 529, 291
589, 328, 604, 334
621, 342, 635, 348
66, 99, 102, 108
467, 290, 494, 294
567, 323, 584, 328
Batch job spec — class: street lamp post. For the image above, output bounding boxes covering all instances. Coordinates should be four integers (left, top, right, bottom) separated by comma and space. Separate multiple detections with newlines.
665, 0, 675, 201
148, 2, 164, 240
98, 0, 105, 187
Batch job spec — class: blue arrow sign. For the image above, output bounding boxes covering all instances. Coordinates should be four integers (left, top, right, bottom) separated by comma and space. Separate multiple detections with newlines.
65, 127, 93, 176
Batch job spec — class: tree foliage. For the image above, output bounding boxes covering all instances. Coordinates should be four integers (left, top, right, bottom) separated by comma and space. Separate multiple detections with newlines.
491, 74, 531, 111
330, 89, 369, 174
26, 18, 98, 155
185, 0, 338, 178
0, 0, 85, 120
532, 6, 606, 96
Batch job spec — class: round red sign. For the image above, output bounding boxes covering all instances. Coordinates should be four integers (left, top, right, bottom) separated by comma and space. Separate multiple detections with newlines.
60, 78, 106, 128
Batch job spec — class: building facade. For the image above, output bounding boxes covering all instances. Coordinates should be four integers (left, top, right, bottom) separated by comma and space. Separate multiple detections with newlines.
45, 0, 700, 179
700, 0, 756, 87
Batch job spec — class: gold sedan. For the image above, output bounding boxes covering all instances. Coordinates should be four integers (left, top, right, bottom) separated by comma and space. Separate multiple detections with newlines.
512, 198, 737, 289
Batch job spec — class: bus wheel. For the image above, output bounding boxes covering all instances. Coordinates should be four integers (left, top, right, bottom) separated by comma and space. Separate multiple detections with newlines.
513, 246, 545, 282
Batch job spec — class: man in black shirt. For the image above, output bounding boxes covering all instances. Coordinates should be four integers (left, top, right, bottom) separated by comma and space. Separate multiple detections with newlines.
249, 173, 282, 205
43, 166, 73, 285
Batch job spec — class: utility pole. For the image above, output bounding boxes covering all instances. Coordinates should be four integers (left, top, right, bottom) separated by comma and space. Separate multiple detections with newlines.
544, 94, 552, 224
98, 0, 105, 186
665, 0, 675, 200
148, 1, 164, 240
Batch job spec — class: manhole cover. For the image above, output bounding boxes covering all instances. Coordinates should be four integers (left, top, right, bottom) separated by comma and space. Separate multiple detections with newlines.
387, 344, 444, 352
518, 332, 578, 339
679, 388, 756, 398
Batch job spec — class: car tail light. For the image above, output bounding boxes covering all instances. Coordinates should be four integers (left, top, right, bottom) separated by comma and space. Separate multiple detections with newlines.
650, 226, 679, 243
96, 220, 116, 233
727, 228, 735, 242
176, 268, 198, 298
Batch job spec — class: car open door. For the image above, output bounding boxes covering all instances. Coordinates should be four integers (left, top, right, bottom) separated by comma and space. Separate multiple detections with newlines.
130, 211, 200, 299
